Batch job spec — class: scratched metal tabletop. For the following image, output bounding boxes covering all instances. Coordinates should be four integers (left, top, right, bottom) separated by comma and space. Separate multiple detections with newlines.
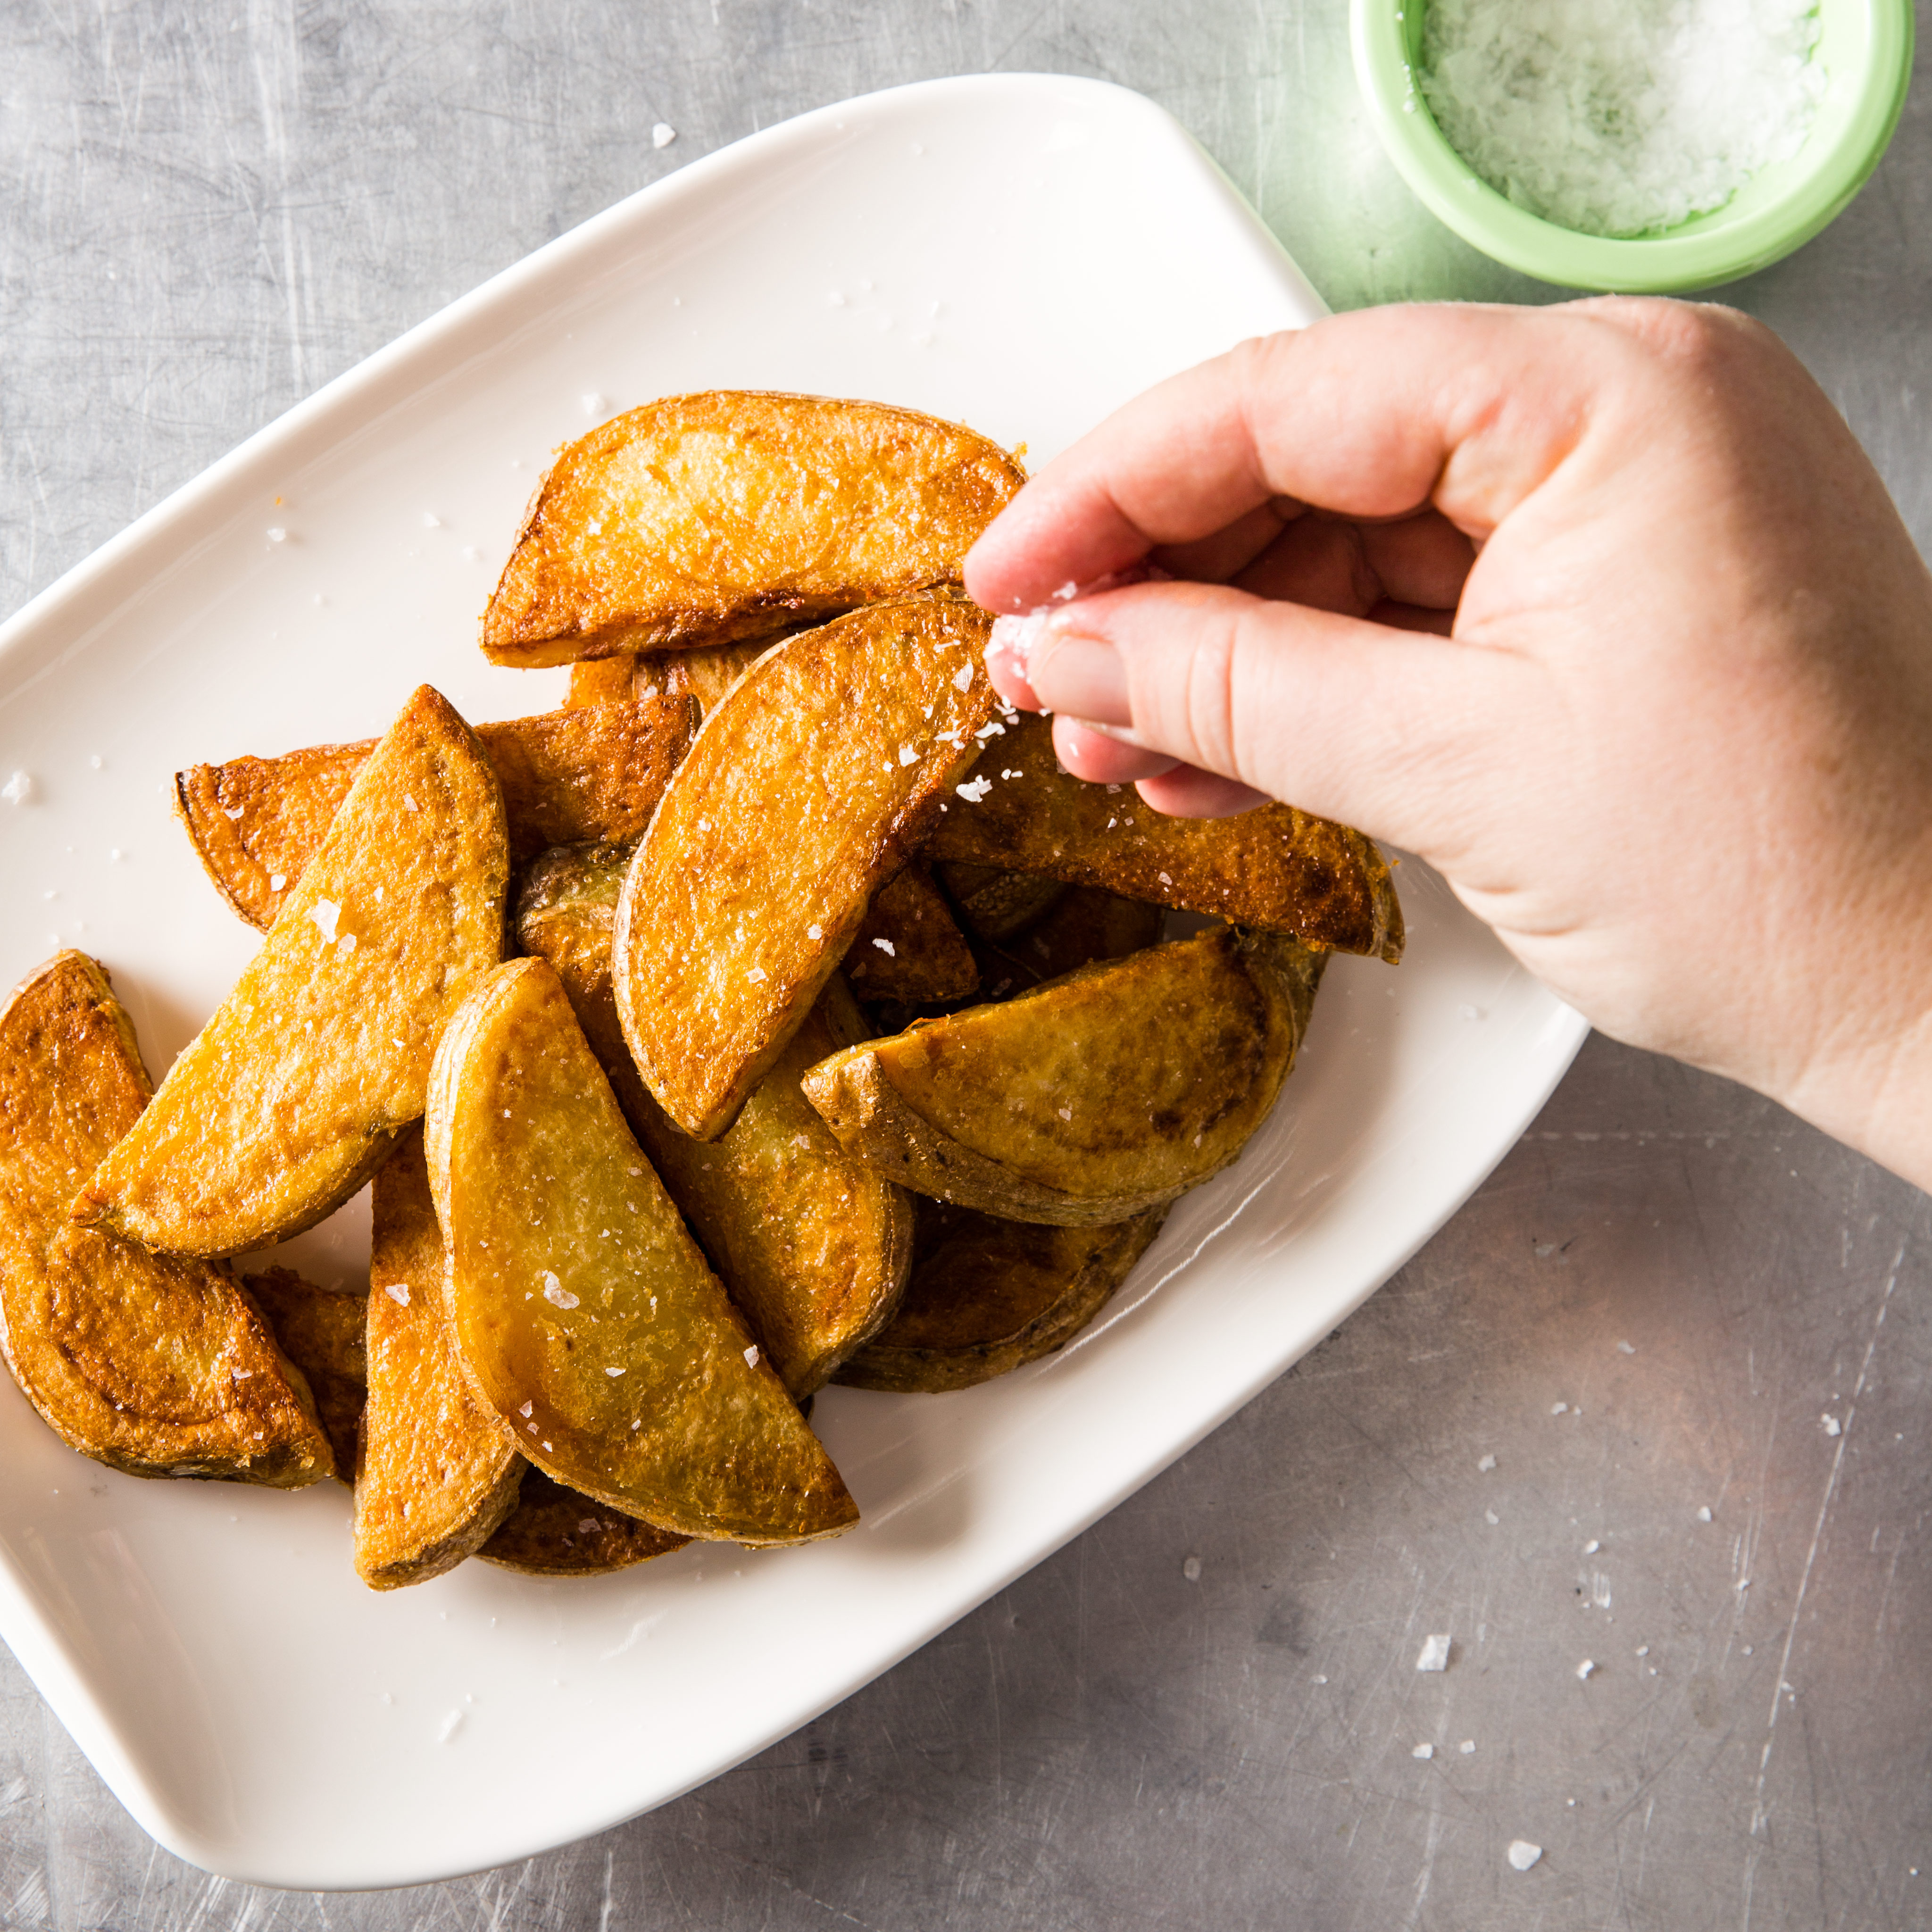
3, 4, 1930, 1926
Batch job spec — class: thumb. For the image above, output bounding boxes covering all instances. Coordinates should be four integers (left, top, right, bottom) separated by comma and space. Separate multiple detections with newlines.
1014, 579, 1522, 856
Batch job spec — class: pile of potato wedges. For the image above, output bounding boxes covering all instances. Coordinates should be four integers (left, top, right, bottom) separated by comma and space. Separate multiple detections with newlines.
0, 392, 1401, 1589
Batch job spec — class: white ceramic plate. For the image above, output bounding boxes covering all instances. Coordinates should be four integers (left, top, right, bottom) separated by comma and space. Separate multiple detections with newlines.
0, 74, 1586, 1889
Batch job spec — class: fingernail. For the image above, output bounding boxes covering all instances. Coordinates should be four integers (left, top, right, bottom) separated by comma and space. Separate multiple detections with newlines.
1029, 629, 1129, 724
1072, 717, 1153, 750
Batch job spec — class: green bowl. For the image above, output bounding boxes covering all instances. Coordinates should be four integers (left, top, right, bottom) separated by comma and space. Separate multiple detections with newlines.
1349, 0, 1915, 291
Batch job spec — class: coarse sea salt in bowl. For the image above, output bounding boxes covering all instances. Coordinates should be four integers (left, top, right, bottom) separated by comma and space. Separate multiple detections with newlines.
1350, 0, 1914, 291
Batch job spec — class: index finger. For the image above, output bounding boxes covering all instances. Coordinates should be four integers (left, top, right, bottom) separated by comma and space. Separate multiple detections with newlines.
963, 299, 1633, 617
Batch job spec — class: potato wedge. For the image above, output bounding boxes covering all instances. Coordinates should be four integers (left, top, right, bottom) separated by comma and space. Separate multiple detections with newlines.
974, 885, 1165, 1000
0, 953, 332, 1484
176, 697, 696, 930
614, 590, 996, 1140
925, 714, 1403, 961
565, 657, 641, 708
844, 864, 979, 1005
835, 1200, 1167, 1393
480, 391, 1024, 666
75, 685, 508, 1257
517, 842, 912, 1397
480, 1468, 689, 1576
426, 958, 858, 1545
641, 639, 770, 715
243, 1266, 367, 1481
354, 1132, 524, 1589
935, 863, 1067, 942
802, 928, 1324, 1225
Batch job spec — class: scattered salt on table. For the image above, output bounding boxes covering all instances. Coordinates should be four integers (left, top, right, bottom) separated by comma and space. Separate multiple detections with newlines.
1507, 1840, 1542, 1872
1416, 1632, 1452, 1673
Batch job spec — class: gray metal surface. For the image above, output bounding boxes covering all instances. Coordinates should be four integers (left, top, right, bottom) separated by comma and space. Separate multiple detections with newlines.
3, 2, 1930, 1924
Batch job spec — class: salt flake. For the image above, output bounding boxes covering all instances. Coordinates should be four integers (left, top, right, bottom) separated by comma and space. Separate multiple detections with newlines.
1477, 1453, 1497, 1472
1416, 1633, 1451, 1672
1507, 1840, 1542, 1872
542, 1271, 579, 1309
1577, 1658, 1596, 1680
308, 899, 341, 944
872, 938, 896, 956
1821, 1413, 1841, 1437
383, 1282, 410, 1306
743, 1344, 759, 1368
1412, 1742, 1434, 1760
652, 122, 677, 148
956, 777, 992, 803
953, 664, 973, 691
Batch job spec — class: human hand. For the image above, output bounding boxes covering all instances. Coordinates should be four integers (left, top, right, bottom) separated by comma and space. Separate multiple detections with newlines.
963, 301, 1932, 1188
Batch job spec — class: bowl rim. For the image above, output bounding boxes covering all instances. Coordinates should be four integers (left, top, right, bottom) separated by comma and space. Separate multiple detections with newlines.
1349, 0, 1916, 292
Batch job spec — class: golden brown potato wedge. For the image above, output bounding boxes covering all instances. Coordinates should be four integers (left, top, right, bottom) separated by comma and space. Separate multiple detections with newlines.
614, 590, 996, 1141
835, 1200, 1167, 1393
480, 1467, 689, 1576
802, 928, 1324, 1225
75, 685, 508, 1258
844, 864, 979, 1005
641, 639, 770, 715
974, 886, 1166, 1001
0, 953, 332, 1485
565, 657, 641, 708
516, 842, 912, 1397
176, 697, 696, 930
354, 1132, 524, 1589
243, 1266, 367, 1482
480, 391, 1024, 666
924, 714, 1403, 961
425, 957, 858, 1545
935, 863, 1068, 942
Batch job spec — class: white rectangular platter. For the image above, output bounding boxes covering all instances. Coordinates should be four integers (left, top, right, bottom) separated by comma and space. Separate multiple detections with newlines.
0, 74, 1587, 1890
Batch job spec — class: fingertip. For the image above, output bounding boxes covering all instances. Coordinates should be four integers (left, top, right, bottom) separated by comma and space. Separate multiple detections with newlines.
1134, 767, 1273, 819
1051, 717, 1181, 784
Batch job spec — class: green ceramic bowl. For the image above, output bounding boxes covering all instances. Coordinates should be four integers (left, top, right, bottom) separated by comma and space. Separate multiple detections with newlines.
1350, 0, 1915, 291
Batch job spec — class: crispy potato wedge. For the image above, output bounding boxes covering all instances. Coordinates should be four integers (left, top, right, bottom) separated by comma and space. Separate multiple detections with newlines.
177, 697, 696, 930
925, 714, 1403, 961
243, 1266, 367, 1481
935, 863, 1067, 942
354, 1133, 524, 1589
481, 391, 1024, 666
517, 842, 912, 1396
75, 685, 508, 1257
425, 958, 858, 1544
0, 953, 332, 1484
803, 928, 1324, 1225
614, 591, 996, 1140
641, 639, 770, 715
835, 1200, 1167, 1393
974, 885, 1166, 1000
565, 657, 641, 708
480, 1467, 689, 1576
844, 864, 979, 1005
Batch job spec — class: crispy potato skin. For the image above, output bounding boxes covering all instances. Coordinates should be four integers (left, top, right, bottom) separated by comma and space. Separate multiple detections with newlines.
480, 391, 1025, 666
925, 715, 1404, 961
479, 1466, 688, 1575
175, 698, 697, 930
354, 1133, 524, 1590
615, 590, 997, 1141
517, 843, 913, 1397
0, 953, 333, 1485
243, 1266, 367, 1481
935, 863, 1068, 943
803, 929, 1325, 1225
835, 1200, 1168, 1393
75, 687, 508, 1257
425, 958, 858, 1545
844, 865, 979, 1005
